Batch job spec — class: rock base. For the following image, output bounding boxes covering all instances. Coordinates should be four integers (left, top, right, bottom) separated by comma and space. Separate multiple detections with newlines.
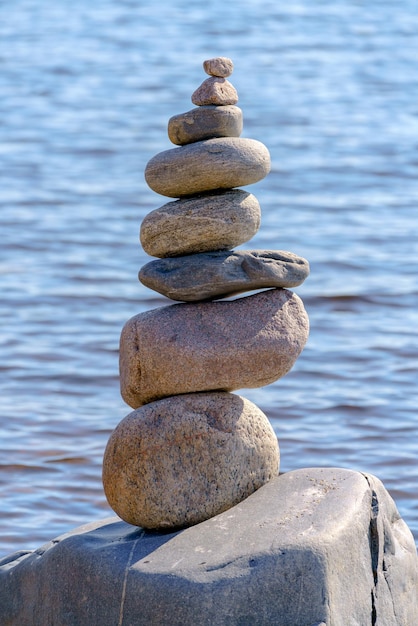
1, 468, 417, 626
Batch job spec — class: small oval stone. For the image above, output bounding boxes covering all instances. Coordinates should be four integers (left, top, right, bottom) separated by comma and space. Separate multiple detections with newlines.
139, 250, 310, 301
145, 137, 271, 198
140, 190, 260, 258
191, 77, 238, 106
102, 392, 279, 529
203, 57, 234, 77
119, 288, 309, 408
168, 105, 243, 146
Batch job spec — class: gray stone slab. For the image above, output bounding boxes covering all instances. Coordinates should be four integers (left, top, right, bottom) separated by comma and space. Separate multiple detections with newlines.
2, 468, 417, 625
139, 249, 310, 301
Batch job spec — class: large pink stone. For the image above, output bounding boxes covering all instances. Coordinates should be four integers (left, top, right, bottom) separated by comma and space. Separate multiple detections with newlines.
119, 288, 309, 408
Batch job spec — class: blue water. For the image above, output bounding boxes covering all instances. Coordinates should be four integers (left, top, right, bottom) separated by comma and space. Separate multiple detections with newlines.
1, 0, 417, 556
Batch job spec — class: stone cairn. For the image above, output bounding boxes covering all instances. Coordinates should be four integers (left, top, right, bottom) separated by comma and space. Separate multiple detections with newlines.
102, 57, 310, 530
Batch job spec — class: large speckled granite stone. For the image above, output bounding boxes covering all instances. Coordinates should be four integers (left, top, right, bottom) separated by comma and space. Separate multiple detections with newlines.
168, 105, 242, 145
119, 288, 309, 408
103, 392, 279, 529
2, 469, 417, 626
144, 137, 270, 198
139, 250, 310, 301
140, 189, 259, 258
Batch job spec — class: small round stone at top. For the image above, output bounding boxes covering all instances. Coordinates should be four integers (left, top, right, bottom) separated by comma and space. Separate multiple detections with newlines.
203, 57, 234, 77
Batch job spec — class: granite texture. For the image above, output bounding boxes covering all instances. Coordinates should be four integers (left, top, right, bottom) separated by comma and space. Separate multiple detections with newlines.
191, 76, 238, 106
203, 56, 233, 77
140, 189, 259, 258
139, 249, 310, 301
103, 392, 279, 528
168, 105, 242, 145
144, 137, 271, 198
2, 469, 417, 626
119, 288, 309, 408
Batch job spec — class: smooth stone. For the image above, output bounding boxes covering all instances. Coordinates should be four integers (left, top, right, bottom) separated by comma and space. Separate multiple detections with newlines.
203, 56, 234, 77
119, 288, 309, 408
103, 392, 280, 529
145, 137, 271, 198
140, 190, 260, 258
168, 105, 243, 145
2, 469, 417, 626
191, 76, 238, 106
139, 250, 310, 301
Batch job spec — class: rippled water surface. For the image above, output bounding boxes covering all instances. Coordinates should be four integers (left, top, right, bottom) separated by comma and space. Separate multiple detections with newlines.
1, 0, 418, 555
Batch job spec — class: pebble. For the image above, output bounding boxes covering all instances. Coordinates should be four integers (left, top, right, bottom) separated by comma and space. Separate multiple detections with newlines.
191, 77, 238, 106
139, 189, 260, 258
168, 105, 243, 146
102, 392, 279, 529
139, 250, 310, 301
119, 288, 309, 408
203, 56, 234, 77
144, 137, 271, 198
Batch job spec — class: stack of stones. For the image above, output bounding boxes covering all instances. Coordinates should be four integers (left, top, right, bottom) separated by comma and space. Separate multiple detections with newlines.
102, 58, 310, 530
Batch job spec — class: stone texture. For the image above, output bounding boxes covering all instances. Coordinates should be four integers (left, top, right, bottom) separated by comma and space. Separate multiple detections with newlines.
203, 56, 234, 77
145, 137, 271, 198
191, 76, 238, 106
103, 392, 279, 529
2, 469, 417, 626
139, 250, 310, 301
168, 105, 243, 145
119, 288, 309, 408
139, 189, 260, 258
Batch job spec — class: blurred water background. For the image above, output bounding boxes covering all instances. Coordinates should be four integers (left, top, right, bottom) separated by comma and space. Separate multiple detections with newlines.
1, 0, 417, 556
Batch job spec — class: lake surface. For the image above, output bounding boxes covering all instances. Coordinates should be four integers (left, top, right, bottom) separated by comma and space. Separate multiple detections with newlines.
1, 0, 417, 556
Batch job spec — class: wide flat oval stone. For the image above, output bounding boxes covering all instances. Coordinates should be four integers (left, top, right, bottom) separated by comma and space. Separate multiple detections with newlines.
103, 392, 279, 529
191, 77, 238, 106
145, 137, 271, 198
168, 105, 243, 145
139, 250, 310, 301
119, 288, 309, 408
140, 190, 260, 258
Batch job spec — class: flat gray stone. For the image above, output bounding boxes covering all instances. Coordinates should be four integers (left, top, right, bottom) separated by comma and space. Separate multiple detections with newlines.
103, 392, 279, 529
191, 76, 238, 106
139, 250, 310, 301
119, 288, 309, 408
168, 105, 243, 145
2, 469, 417, 626
145, 137, 270, 198
140, 189, 260, 258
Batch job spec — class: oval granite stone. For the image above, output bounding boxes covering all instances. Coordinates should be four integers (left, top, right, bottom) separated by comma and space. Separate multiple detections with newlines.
140, 190, 260, 258
102, 392, 279, 529
119, 288, 309, 408
144, 137, 271, 198
139, 250, 310, 301
168, 105, 243, 146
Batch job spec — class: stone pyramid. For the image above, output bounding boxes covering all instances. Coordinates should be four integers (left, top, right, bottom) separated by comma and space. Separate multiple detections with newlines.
102, 57, 310, 529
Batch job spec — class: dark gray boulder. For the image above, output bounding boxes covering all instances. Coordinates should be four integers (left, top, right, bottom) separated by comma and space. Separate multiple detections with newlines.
1, 468, 417, 625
